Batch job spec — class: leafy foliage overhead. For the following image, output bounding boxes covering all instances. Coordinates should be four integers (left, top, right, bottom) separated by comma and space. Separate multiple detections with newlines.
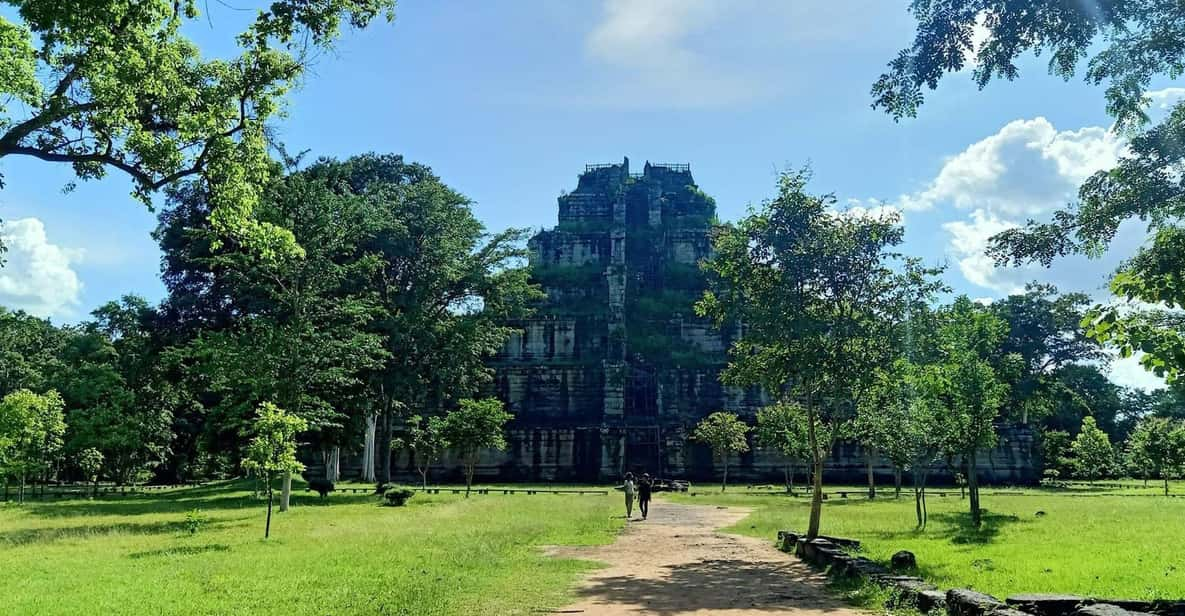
0, 0, 394, 254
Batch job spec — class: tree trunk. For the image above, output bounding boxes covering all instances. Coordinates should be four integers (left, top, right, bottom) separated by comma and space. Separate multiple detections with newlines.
807, 458, 824, 539
419, 464, 428, 490
967, 451, 981, 528
806, 406, 824, 540
279, 471, 292, 512
784, 464, 793, 494
265, 477, 274, 539
721, 457, 728, 492
325, 447, 340, 482
464, 457, 474, 498
894, 465, 902, 498
379, 404, 393, 485
866, 446, 877, 499
1165, 477, 1170, 496
913, 467, 924, 527
361, 412, 377, 483
18, 471, 25, 504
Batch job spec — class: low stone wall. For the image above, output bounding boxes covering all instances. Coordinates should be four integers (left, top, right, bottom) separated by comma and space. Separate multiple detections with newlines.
775, 530, 1173, 616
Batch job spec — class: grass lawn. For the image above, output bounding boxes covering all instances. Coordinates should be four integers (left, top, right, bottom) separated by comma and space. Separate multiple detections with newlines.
0, 481, 623, 616
669, 483, 1185, 600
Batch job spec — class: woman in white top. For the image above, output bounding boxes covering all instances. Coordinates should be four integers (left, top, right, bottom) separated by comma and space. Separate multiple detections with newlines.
622, 472, 637, 519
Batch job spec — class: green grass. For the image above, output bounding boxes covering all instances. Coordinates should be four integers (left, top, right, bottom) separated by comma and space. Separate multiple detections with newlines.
0, 480, 624, 616
670, 483, 1185, 600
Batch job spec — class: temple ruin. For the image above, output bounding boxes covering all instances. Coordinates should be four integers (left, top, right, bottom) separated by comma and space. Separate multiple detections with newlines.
432, 158, 1038, 485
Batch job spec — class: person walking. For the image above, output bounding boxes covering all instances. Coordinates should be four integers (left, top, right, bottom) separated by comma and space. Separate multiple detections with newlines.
622, 472, 637, 519
638, 473, 653, 520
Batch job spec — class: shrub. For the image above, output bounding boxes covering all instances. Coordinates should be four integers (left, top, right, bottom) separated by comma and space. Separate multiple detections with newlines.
384, 488, 416, 507
183, 509, 206, 535
308, 477, 335, 499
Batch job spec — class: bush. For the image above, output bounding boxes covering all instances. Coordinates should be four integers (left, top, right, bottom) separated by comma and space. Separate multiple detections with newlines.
183, 509, 206, 535
308, 477, 335, 499
384, 488, 416, 507
1040, 468, 1068, 488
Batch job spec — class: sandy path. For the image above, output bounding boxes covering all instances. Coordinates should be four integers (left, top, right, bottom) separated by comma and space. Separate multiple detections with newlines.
549, 500, 865, 615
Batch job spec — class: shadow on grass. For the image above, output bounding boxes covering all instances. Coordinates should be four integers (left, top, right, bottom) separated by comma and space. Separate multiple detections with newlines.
17, 481, 377, 518
928, 510, 1024, 545
128, 543, 231, 559
0, 518, 248, 547
572, 558, 853, 614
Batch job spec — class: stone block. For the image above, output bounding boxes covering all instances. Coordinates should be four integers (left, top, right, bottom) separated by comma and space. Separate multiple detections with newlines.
892, 550, 918, 570
1006, 594, 1086, 616
947, 589, 1006, 616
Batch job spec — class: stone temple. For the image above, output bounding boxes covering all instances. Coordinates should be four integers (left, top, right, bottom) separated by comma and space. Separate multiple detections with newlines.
435, 158, 1037, 485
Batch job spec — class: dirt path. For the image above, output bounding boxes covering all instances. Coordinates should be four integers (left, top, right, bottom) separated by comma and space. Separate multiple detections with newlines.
549, 500, 865, 615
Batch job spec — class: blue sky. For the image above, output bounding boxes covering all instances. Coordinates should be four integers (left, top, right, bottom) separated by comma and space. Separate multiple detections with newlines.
0, 1, 1172, 388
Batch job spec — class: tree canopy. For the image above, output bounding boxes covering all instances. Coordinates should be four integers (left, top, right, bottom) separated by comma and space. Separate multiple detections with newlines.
0, 0, 395, 254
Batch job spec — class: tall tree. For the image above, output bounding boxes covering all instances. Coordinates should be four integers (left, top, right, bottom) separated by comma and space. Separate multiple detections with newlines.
440, 398, 512, 498
317, 155, 540, 485
991, 284, 1105, 424
0, 0, 395, 252
697, 168, 938, 539
56, 297, 175, 484
692, 411, 751, 492
919, 297, 1015, 528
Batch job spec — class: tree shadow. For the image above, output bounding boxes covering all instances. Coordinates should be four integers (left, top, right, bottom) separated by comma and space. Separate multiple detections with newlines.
127, 543, 231, 559
17, 481, 376, 518
0, 518, 247, 548
928, 510, 1025, 545
573, 558, 855, 614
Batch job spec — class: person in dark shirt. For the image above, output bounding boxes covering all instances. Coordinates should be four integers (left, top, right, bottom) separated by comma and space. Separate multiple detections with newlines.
637, 473, 653, 520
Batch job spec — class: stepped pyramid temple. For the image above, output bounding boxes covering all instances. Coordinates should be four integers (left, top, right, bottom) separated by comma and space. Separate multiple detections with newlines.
407, 158, 1037, 485
486, 158, 761, 482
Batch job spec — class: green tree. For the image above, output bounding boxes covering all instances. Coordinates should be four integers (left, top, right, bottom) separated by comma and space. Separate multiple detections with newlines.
0, 0, 394, 254
697, 168, 937, 538
398, 415, 448, 489
918, 297, 1014, 528
56, 297, 175, 485
241, 402, 306, 539
755, 402, 810, 493
1125, 417, 1185, 495
440, 398, 511, 498
1070, 416, 1116, 480
875, 1, 1185, 391
0, 389, 65, 502
991, 284, 1105, 425
0, 307, 66, 396
75, 447, 103, 496
1039, 429, 1073, 479
692, 411, 751, 492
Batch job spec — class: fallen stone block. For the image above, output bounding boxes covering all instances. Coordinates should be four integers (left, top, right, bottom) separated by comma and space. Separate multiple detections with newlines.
947, 589, 1006, 616
1006, 594, 1086, 616
1075, 604, 1157, 616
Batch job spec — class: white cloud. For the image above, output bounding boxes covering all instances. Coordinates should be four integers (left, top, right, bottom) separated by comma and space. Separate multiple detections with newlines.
1108, 353, 1167, 392
941, 209, 1023, 294
1145, 87, 1185, 118
582, 0, 767, 108
0, 218, 83, 318
899, 117, 1124, 215
836, 198, 903, 222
